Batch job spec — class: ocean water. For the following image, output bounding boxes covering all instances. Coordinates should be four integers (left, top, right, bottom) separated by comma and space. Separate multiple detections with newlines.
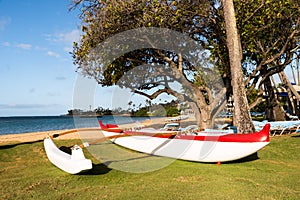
0, 115, 149, 135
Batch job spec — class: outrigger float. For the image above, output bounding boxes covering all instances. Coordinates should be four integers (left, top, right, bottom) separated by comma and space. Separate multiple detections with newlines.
44, 122, 270, 174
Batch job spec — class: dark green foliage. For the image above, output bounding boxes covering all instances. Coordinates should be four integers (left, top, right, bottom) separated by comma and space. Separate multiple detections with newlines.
132, 107, 149, 117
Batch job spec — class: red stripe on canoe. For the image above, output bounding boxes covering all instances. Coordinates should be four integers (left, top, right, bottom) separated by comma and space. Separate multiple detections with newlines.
123, 124, 270, 143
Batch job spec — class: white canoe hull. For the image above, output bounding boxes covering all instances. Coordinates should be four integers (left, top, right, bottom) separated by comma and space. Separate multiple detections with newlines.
44, 138, 92, 174
102, 126, 270, 163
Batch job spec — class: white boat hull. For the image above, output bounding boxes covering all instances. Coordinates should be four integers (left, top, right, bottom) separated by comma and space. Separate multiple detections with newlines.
44, 137, 92, 174
102, 128, 269, 163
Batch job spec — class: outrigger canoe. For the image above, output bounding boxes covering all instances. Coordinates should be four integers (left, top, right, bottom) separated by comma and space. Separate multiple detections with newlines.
101, 124, 270, 163
43, 123, 270, 174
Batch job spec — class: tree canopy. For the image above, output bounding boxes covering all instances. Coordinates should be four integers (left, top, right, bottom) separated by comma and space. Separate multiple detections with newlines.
72, 0, 226, 129
71, 0, 300, 128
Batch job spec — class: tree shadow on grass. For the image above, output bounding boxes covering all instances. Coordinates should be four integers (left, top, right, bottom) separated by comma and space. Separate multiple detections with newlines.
0, 141, 261, 175
222, 152, 259, 164
0, 140, 44, 150
78, 163, 112, 175
80, 152, 260, 175
291, 134, 300, 138
191, 152, 260, 165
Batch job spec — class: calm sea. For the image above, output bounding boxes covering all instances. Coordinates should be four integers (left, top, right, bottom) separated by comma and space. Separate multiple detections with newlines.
0, 115, 149, 135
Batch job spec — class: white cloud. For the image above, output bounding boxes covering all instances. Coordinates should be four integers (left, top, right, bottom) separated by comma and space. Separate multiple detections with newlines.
35, 46, 47, 51
46, 29, 81, 44
0, 16, 11, 31
16, 43, 32, 50
59, 29, 81, 44
47, 51, 60, 58
2, 42, 11, 47
45, 29, 81, 52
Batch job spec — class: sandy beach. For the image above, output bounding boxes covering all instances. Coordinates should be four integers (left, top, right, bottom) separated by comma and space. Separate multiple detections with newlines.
0, 129, 81, 145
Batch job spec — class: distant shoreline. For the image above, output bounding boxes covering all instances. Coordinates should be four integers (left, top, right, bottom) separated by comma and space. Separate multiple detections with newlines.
0, 113, 180, 119
0, 114, 127, 118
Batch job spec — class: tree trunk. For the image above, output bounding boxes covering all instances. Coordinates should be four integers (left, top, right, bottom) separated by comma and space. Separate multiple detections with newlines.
222, 0, 255, 133
191, 87, 213, 129
188, 101, 210, 130
297, 57, 300, 86
265, 76, 286, 121
278, 71, 300, 117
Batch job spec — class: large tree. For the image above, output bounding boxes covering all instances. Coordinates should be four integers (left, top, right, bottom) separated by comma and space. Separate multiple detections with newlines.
72, 0, 226, 129
71, 0, 300, 130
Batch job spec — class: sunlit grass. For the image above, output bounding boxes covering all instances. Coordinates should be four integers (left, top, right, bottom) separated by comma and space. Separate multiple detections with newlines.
1, 134, 300, 199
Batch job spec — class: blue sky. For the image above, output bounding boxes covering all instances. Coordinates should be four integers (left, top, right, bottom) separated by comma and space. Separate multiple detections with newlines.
0, 0, 179, 118
0, 0, 171, 117
0, 0, 296, 117
0, 0, 89, 116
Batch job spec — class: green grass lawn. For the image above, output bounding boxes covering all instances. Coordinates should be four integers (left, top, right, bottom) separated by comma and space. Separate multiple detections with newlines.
1, 134, 300, 200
